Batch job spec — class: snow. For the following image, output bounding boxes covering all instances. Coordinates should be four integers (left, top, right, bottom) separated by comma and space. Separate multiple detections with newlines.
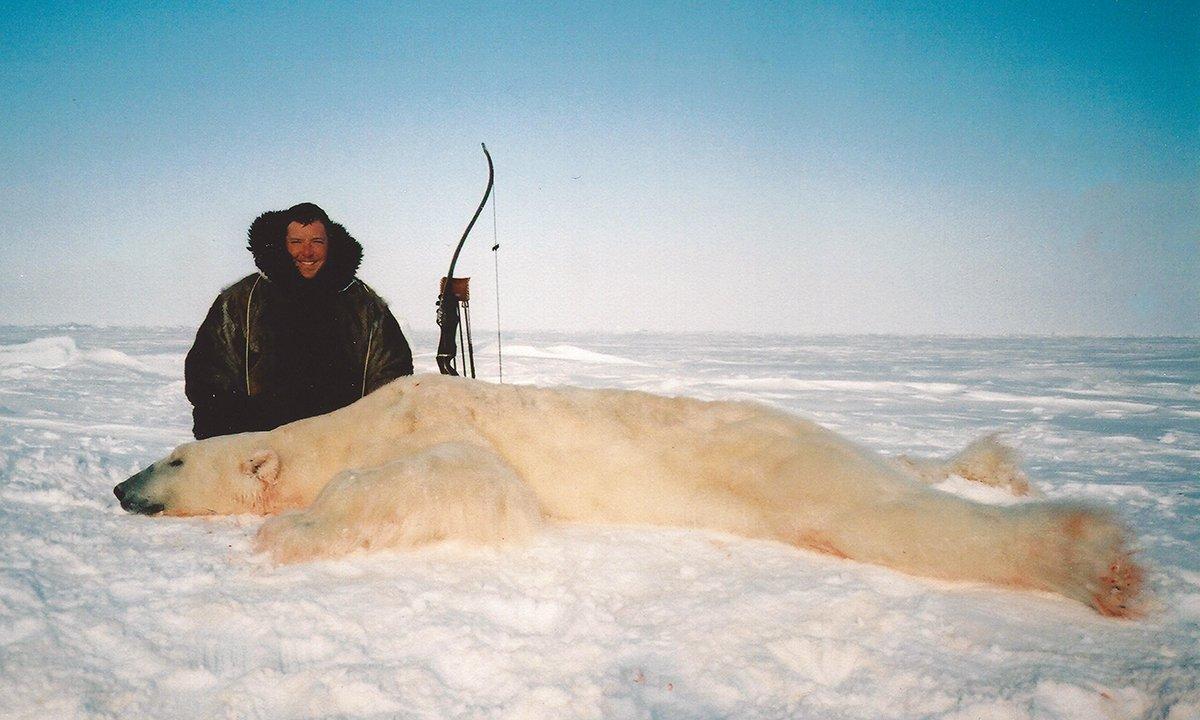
0, 327, 1197, 719
494, 343, 647, 366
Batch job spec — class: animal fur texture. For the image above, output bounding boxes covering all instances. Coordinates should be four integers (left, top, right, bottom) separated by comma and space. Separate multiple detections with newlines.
114, 374, 1143, 617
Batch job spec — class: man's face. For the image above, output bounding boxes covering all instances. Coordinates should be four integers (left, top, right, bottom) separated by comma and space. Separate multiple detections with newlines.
285, 221, 328, 279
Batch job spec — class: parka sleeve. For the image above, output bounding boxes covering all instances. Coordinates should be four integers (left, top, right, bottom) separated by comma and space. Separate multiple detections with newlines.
362, 302, 414, 395
184, 293, 251, 439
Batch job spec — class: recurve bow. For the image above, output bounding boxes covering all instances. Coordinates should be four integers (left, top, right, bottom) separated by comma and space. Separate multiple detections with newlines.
436, 143, 494, 376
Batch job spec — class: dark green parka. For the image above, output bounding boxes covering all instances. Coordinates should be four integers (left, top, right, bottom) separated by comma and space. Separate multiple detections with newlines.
184, 207, 413, 439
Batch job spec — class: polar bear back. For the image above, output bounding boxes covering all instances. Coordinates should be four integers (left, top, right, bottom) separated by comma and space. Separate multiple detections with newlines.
357, 376, 917, 539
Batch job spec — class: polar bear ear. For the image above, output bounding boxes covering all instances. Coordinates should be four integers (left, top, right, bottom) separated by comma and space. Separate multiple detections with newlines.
239, 449, 280, 486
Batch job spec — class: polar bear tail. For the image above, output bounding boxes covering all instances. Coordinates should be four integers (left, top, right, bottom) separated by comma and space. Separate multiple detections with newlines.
896, 434, 1036, 496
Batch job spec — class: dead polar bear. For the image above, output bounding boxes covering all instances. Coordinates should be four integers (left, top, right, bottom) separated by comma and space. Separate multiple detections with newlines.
114, 374, 1142, 617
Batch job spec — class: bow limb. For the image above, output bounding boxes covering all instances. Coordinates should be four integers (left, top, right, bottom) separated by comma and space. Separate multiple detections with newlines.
437, 143, 494, 375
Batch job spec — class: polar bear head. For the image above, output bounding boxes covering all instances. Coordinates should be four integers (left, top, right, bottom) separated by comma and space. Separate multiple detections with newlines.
114, 433, 282, 516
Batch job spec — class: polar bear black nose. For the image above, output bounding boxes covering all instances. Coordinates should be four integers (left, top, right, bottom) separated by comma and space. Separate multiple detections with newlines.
114, 474, 163, 514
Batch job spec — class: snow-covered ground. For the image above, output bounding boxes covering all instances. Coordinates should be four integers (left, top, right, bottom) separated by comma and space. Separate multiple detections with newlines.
0, 327, 1197, 719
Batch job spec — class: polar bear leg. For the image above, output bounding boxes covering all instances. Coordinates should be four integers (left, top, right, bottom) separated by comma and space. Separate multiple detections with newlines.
805, 489, 1143, 617
255, 442, 544, 563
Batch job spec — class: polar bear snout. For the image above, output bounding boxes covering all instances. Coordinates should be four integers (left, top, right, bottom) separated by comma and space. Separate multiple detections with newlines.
114, 468, 165, 515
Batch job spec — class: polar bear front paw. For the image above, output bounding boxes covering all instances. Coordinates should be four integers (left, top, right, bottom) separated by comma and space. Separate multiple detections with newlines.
253, 444, 544, 564
255, 512, 329, 564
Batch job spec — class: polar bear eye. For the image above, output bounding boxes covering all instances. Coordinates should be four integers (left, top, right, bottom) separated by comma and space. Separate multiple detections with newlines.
169, 459, 184, 467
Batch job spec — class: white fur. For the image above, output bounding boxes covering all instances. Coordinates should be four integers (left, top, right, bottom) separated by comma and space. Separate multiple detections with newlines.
896, 434, 1036, 496
256, 442, 543, 562
123, 375, 1143, 617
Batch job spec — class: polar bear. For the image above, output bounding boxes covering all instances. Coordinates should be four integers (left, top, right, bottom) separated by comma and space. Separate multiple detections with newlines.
114, 374, 1142, 617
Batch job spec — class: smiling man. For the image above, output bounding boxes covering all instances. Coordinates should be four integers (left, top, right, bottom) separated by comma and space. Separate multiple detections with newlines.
286, 218, 328, 279
184, 202, 413, 439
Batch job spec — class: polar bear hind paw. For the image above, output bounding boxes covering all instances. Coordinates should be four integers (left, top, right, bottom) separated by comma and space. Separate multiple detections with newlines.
1055, 510, 1145, 618
1090, 550, 1144, 618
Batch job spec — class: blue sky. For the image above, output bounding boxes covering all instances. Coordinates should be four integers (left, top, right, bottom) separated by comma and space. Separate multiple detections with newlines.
2, 1, 1196, 334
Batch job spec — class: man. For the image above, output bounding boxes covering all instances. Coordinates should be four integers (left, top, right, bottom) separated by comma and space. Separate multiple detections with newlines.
185, 202, 413, 439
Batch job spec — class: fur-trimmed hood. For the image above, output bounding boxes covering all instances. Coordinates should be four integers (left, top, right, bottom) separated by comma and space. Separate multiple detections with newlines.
247, 209, 364, 291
